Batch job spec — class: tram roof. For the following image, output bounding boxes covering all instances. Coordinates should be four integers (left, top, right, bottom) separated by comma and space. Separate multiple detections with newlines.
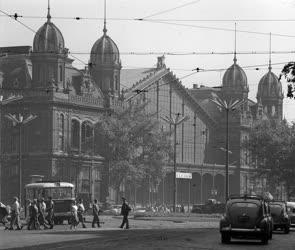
25, 182, 74, 188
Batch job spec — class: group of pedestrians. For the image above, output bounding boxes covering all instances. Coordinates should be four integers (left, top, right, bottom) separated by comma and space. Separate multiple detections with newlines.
27, 196, 54, 230
1, 196, 132, 231
69, 197, 131, 230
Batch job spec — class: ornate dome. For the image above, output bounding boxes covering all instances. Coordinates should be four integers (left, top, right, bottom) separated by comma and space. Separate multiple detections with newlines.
257, 70, 283, 99
33, 11, 64, 53
222, 58, 249, 92
90, 29, 121, 67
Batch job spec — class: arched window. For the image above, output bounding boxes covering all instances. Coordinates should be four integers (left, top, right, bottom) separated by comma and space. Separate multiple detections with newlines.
58, 114, 65, 151
71, 119, 80, 151
81, 121, 93, 154
59, 65, 63, 82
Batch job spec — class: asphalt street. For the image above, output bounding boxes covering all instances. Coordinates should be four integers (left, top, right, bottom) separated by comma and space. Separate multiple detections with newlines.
0, 216, 294, 250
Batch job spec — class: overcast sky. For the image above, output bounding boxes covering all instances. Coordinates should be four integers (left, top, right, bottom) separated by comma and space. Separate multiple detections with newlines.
1, 0, 295, 121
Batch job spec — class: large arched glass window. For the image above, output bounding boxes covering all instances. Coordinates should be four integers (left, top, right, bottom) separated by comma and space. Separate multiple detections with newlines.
58, 114, 65, 151
71, 119, 80, 151
81, 121, 93, 154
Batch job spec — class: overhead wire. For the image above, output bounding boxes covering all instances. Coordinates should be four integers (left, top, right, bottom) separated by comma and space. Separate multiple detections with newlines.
138, 0, 201, 19
5, 14, 295, 23
139, 19, 295, 38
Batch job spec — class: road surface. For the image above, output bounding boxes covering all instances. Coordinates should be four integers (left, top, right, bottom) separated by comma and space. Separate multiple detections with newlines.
0, 216, 294, 249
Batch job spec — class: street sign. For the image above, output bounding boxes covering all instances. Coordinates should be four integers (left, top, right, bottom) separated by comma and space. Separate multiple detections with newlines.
176, 172, 192, 179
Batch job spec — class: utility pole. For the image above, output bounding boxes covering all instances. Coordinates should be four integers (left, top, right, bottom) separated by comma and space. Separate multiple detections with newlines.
0, 95, 22, 201
210, 96, 245, 201
161, 113, 189, 212
5, 113, 37, 205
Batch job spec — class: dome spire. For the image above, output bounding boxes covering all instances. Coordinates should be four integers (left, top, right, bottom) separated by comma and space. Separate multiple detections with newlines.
47, 0, 51, 22
103, 0, 107, 35
233, 22, 237, 64
268, 32, 272, 71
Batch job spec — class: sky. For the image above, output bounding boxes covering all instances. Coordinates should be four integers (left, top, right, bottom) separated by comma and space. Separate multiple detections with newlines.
1, 0, 295, 121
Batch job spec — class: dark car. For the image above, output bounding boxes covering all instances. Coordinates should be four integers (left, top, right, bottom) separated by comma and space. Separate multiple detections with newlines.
287, 202, 295, 227
219, 195, 271, 244
269, 201, 290, 233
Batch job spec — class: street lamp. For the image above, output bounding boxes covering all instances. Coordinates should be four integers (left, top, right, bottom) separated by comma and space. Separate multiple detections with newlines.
5, 113, 37, 205
0, 95, 23, 201
210, 95, 245, 201
161, 113, 189, 212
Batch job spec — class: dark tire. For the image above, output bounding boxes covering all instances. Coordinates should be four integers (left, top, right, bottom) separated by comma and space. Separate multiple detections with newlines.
261, 233, 269, 245
221, 233, 230, 244
269, 230, 273, 240
284, 226, 290, 234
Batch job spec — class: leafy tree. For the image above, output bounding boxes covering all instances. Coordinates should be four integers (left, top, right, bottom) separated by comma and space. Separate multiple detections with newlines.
280, 62, 295, 98
95, 102, 172, 202
246, 119, 295, 199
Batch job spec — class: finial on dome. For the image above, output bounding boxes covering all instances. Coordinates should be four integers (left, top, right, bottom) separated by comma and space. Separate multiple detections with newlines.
268, 32, 272, 71
103, 0, 107, 35
47, 0, 51, 22
233, 22, 237, 64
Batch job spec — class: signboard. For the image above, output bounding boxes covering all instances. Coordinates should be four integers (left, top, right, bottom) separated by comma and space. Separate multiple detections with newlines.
176, 172, 192, 179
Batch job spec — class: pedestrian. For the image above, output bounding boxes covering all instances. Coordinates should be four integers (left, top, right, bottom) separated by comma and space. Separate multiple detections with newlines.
37, 198, 48, 229
77, 199, 86, 228
119, 197, 131, 229
9, 197, 22, 230
92, 199, 100, 228
70, 200, 78, 230
0, 202, 10, 230
46, 196, 54, 229
27, 199, 39, 230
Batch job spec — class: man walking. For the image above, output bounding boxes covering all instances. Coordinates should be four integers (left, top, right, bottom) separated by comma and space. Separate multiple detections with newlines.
27, 199, 38, 230
77, 199, 86, 228
92, 199, 100, 228
119, 197, 131, 229
46, 196, 54, 229
9, 197, 22, 230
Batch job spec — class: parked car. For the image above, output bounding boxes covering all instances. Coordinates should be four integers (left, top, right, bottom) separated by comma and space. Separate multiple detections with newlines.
101, 205, 121, 215
192, 199, 225, 214
287, 201, 295, 227
133, 207, 147, 216
269, 201, 290, 234
219, 195, 271, 244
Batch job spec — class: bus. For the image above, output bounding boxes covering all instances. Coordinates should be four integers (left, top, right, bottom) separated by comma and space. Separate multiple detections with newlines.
25, 181, 75, 225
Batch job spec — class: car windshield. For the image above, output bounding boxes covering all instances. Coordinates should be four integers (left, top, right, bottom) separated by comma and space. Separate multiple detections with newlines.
228, 202, 260, 217
270, 204, 283, 215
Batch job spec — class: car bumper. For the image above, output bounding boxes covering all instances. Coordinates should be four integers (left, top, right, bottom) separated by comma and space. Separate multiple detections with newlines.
221, 227, 262, 233
220, 227, 266, 238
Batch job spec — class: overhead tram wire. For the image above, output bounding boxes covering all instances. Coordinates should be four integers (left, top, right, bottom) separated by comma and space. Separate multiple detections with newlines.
138, 19, 295, 39
5, 14, 295, 22
138, 0, 201, 19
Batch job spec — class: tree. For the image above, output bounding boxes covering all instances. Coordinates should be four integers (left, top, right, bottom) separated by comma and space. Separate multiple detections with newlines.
246, 119, 295, 198
95, 102, 172, 203
280, 62, 295, 98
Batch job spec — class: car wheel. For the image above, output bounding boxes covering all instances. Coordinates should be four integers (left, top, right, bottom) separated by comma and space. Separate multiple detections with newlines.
261, 233, 269, 245
269, 230, 272, 240
284, 226, 290, 234
221, 233, 230, 244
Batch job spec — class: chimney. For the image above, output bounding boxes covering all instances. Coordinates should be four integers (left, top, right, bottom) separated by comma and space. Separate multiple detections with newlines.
157, 55, 166, 69
193, 84, 199, 89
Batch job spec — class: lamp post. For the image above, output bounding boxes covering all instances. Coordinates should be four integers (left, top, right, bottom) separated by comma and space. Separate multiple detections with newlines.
0, 95, 23, 201
210, 96, 245, 201
161, 113, 189, 212
5, 113, 37, 205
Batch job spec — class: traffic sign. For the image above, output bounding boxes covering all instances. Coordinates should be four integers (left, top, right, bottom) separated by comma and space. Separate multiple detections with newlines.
176, 172, 192, 179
